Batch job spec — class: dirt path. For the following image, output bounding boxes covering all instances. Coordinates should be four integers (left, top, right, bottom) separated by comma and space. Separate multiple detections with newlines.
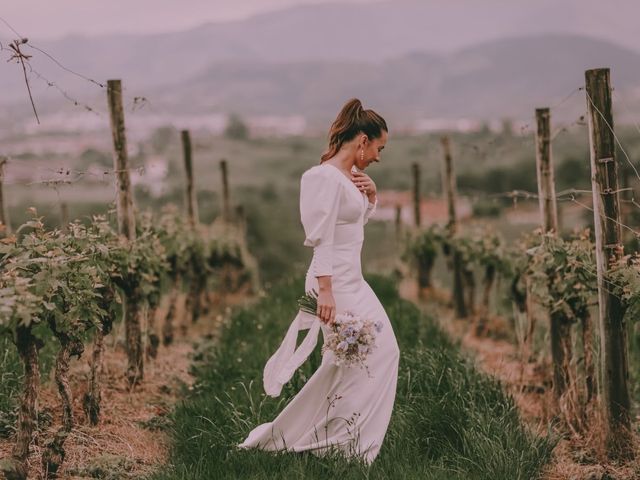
398, 275, 639, 480
0, 291, 248, 480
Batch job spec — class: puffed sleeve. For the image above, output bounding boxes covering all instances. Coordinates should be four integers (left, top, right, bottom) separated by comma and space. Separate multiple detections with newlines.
363, 197, 377, 225
300, 168, 342, 277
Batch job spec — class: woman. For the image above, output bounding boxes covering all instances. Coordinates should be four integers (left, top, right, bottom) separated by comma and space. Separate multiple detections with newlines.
238, 98, 399, 465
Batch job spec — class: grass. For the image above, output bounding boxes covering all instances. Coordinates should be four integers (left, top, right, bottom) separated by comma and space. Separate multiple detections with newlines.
151, 274, 556, 480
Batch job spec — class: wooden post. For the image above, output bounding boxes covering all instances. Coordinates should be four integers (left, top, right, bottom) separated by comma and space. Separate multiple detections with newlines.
107, 79, 143, 386
535, 107, 570, 400
162, 281, 180, 347
411, 162, 421, 227
181, 130, 199, 229
441, 137, 457, 232
535, 108, 558, 233
108, 80, 136, 241
394, 204, 402, 238
219, 159, 232, 296
411, 161, 428, 298
60, 202, 69, 233
585, 68, 632, 458
0, 156, 11, 236
441, 136, 467, 318
220, 159, 230, 222
235, 204, 246, 233
181, 130, 201, 325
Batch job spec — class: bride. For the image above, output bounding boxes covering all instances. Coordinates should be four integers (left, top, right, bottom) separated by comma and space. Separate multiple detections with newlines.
238, 98, 399, 465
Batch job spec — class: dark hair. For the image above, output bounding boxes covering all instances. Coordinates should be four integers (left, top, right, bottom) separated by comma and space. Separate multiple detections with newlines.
320, 98, 388, 162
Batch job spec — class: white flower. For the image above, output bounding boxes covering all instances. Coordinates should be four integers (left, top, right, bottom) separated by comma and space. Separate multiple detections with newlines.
323, 311, 380, 371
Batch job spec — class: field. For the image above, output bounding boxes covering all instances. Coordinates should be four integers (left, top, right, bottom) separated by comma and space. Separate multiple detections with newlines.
2, 110, 640, 479
4, 1, 640, 478
151, 274, 554, 480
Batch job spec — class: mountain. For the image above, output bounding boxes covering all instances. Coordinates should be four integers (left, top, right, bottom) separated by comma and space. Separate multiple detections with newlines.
145, 34, 640, 125
2, 0, 640, 125
1, 0, 639, 102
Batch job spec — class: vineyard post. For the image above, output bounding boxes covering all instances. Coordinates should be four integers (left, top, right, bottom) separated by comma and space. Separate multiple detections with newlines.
219, 158, 234, 294
535, 107, 569, 400
411, 162, 421, 227
235, 204, 246, 235
181, 130, 199, 229
535, 108, 558, 234
181, 130, 202, 325
221, 159, 230, 223
412, 161, 429, 297
395, 204, 402, 238
0, 156, 11, 236
441, 136, 467, 318
60, 201, 69, 233
585, 68, 632, 458
107, 79, 143, 386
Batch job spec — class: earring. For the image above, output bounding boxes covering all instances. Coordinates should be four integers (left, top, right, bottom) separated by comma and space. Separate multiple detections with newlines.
360, 148, 364, 161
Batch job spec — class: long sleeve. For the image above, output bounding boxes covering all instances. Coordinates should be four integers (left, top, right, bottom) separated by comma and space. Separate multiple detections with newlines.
300, 168, 342, 277
364, 197, 377, 225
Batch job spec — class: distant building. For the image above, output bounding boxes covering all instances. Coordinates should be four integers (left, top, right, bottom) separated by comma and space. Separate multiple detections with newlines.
374, 190, 472, 225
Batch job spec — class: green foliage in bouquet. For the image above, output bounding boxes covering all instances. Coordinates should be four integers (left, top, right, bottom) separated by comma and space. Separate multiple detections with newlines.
297, 289, 318, 317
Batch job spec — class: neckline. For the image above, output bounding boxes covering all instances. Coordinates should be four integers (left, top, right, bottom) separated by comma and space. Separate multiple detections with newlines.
321, 162, 355, 181
320, 162, 364, 198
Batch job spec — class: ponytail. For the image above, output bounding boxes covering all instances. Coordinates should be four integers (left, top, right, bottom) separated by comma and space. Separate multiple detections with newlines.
320, 98, 387, 162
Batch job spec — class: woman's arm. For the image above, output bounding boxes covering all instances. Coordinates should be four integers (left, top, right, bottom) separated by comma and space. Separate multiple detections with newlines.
316, 275, 335, 325
299, 168, 341, 325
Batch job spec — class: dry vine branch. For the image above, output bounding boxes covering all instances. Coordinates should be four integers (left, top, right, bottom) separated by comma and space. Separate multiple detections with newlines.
6, 38, 40, 124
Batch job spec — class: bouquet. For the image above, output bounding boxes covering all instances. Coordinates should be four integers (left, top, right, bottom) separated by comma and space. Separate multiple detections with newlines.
298, 289, 383, 375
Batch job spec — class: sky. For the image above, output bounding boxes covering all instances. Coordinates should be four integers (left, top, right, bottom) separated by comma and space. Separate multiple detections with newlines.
0, 0, 376, 40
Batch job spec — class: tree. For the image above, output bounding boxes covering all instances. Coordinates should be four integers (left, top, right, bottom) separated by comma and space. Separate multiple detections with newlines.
224, 113, 249, 140
149, 126, 179, 154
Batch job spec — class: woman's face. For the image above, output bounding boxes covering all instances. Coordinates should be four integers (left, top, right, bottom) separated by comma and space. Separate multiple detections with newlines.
355, 130, 388, 170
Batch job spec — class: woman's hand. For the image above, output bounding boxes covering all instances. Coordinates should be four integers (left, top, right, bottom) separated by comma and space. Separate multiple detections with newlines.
316, 288, 336, 325
351, 171, 377, 202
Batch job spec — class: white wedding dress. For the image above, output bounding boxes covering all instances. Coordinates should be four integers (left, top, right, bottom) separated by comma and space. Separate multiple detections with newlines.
238, 162, 400, 465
